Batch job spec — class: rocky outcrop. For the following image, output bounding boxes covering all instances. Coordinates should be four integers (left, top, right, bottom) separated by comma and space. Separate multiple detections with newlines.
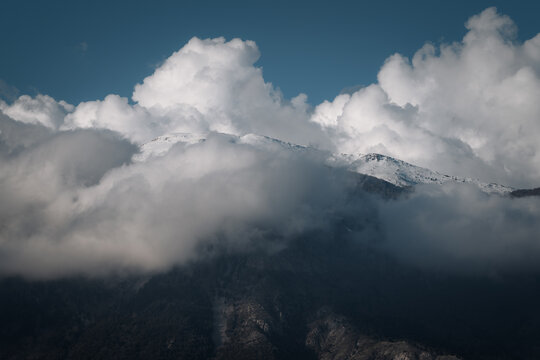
306, 309, 459, 360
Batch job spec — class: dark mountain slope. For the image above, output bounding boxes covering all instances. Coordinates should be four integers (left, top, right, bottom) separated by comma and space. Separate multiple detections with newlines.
1, 177, 539, 359
2, 231, 540, 359
511, 187, 540, 198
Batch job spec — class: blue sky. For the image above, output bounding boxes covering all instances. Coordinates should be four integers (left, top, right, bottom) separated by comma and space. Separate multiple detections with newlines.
1, 0, 539, 105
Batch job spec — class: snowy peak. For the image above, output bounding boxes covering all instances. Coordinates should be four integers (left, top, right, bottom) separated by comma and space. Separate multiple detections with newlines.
134, 132, 308, 162
133, 133, 207, 161
347, 153, 454, 187
237, 133, 308, 152
134, 133, 514, 195
343, 153, 513, 195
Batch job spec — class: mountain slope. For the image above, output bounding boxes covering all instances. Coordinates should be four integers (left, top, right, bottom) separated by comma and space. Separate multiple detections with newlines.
331, 153, 513, 195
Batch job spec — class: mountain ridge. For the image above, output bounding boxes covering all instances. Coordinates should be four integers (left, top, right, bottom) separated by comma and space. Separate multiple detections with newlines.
135, 132, 515, 195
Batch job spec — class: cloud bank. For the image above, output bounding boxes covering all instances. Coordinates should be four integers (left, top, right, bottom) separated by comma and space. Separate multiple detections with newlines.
0, 131, 363, 278
378, 183, 540, 274
0, 7, 539, 278
312, 7, 540, 188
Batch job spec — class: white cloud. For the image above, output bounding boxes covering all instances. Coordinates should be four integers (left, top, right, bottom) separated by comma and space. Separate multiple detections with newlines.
0, 94, 73, 129
131, 37, 326, 146
313, 7, 540, 188
62, 94, 157, 143
59, 37, 327, 147
0, 130, 352, 278
133, 37, 261, 112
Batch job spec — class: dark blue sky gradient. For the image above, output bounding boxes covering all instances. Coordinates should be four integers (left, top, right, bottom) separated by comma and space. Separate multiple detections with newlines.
1, 0, 539, 105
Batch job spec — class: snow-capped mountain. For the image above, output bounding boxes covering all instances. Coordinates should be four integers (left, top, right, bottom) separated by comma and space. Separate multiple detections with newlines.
133, 133, 207, 161
331, 153, 513, 195
135, 133, 514, 195
134, 132, 310, 162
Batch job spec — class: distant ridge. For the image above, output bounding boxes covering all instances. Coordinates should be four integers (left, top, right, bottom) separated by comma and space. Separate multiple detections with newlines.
332, 152, 514, 195
136, 132, 515, 195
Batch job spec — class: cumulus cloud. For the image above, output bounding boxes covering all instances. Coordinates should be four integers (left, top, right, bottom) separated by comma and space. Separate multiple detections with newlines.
132, 37, 326, 146
0, 94, 74, 129
0, 122, 357, 278
0, 112, 53, 156
313, 7, 540, 188
62, 94, 155, 143
62, 37, 327, 147
0, 8, 539, 278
